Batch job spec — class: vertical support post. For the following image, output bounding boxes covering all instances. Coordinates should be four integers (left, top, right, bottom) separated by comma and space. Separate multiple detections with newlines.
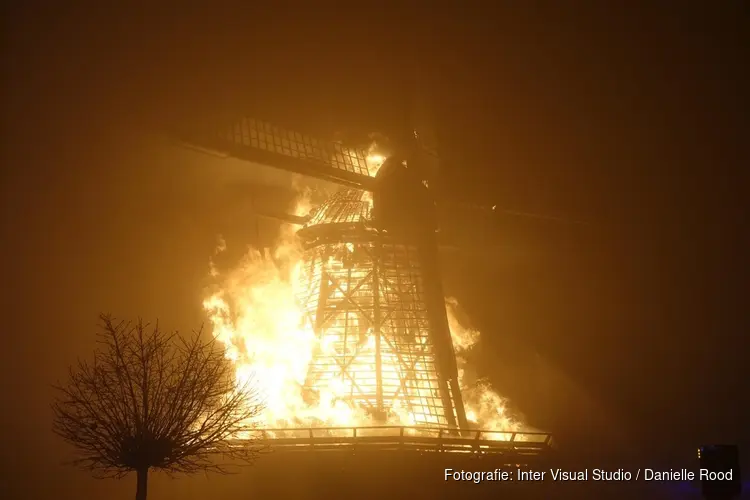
373, 237, 384, 417
473, 430, 482, 454
417, 237, 469, 433
315, 269, 329, 331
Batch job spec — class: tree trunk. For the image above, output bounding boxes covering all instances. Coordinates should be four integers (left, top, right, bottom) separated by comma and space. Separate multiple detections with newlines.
135, 467, 148, 500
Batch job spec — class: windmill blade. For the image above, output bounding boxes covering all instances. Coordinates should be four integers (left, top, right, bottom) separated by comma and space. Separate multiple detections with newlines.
437, 200, 590, 227
176, 116, 378, 191
434, 200, 590, 267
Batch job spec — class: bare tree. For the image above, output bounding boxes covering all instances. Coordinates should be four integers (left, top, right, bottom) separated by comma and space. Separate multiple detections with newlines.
52, 314, 266, 500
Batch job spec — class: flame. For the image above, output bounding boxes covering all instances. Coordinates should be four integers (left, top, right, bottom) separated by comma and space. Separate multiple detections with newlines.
365, 139, 387, 177
202, 192, 526, 439
445, 297, 525, 436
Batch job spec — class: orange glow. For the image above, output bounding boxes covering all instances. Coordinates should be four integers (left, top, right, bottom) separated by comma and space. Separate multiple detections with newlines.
202, 165, 527, 440
365, 139, 387, 177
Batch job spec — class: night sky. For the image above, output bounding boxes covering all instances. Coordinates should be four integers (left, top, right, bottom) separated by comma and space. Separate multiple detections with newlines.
2, 4, 748, 499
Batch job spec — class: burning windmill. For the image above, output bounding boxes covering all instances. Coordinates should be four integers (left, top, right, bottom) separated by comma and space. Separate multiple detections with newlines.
174, 85, 556, 459
296, 164, 466, 431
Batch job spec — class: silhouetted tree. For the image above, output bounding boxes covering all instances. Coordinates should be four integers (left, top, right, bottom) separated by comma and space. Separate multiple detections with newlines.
52, 314, 265, 500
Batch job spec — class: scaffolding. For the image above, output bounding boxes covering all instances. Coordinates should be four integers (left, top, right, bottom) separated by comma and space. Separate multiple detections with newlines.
295, 190, 463, 428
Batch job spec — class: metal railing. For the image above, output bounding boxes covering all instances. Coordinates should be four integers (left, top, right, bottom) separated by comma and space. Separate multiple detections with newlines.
241, 426, 553, 456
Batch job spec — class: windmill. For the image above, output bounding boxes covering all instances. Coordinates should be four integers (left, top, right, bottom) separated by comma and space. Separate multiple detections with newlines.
171, 74, 560, 456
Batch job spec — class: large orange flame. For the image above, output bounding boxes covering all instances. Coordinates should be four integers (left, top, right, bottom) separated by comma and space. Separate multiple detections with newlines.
202, 155, 526, 437
202, 233, 525, 436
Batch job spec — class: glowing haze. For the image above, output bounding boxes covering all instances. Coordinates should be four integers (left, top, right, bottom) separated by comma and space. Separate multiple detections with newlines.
202, 152, 525, 438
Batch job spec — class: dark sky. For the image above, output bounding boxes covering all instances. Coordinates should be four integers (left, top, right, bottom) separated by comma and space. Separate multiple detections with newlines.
2, 4, 748, 499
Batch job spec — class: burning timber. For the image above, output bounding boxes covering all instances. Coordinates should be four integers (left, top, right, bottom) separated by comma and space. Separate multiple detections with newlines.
297, 188, 466, 429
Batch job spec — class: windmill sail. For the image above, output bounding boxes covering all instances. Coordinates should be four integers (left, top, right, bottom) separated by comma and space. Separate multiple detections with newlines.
178, 116, 377, 190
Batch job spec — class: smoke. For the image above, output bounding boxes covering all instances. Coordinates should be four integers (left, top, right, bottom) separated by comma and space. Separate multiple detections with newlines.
446, 296, 530, 432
